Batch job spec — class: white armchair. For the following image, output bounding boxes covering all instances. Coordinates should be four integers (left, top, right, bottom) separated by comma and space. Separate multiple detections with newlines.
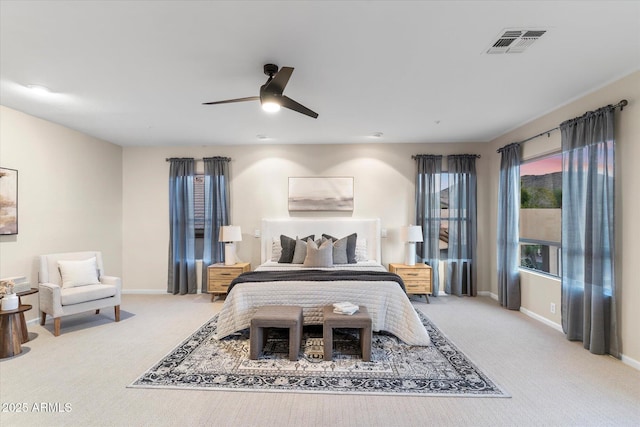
38, 251, 121, 336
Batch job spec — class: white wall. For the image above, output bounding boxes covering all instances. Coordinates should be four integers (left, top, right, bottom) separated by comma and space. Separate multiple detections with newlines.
487, 71, 640, 366
0, 106, 123, 321
122, 142, 491, 292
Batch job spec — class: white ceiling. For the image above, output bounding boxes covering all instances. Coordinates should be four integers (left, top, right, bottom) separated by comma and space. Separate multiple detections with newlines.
1, 1, 639, 147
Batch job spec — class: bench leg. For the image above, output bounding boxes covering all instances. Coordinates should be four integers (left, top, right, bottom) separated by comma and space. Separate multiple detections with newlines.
249, 325, 264, 360
361, 326, 372, 362
289, 325, 300, 361
323, 326, 333, 361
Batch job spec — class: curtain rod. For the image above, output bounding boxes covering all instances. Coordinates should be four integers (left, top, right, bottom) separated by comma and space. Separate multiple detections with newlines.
165, 156, 231, 162
412, 154, 481, 159
497, 99, 628, 153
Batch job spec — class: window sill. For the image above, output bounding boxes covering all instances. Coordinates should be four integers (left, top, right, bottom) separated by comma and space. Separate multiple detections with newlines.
519, 267, 561, 283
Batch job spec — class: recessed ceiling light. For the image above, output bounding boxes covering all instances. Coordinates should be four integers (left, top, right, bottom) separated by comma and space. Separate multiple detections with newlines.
256, 134, 268, 140
26, 84, 51, 95
371, 132, 383, 138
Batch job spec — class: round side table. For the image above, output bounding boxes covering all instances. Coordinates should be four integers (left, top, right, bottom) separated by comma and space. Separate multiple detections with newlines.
0, 304, 32, 358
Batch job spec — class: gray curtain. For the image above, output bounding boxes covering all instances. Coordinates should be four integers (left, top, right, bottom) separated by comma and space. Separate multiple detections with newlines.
446, 155, 478, 296
414, 155, 442, 296
202, 156, 231, 292
560, 106, 619, 357
497, 143, 521, 310
168, 158, 196, 295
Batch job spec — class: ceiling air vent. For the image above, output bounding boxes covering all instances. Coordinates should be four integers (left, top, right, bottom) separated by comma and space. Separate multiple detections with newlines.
486, 28, 547, 54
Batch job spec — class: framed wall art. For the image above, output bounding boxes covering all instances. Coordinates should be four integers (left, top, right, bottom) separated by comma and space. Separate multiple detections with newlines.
0, 167, 18, 235
288, 177, 354, 211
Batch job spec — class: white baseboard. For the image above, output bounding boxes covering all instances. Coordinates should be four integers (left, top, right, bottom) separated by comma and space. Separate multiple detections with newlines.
477, 290, 498, 300
519, 306, 564, 333
621, 354, 640, 371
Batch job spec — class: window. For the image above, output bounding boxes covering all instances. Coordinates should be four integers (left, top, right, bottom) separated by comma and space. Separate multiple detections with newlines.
440, 173, 449, 257
194, 175, 205, 258
520, 152, 562, 276
194, 175, 205, 237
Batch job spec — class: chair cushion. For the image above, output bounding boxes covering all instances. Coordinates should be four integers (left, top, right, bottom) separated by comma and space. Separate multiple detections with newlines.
58, 257, 100, 288
60, 284, 117, 306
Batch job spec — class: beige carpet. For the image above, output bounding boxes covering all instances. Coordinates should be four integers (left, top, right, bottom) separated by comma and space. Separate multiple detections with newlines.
1, 294, 639, 426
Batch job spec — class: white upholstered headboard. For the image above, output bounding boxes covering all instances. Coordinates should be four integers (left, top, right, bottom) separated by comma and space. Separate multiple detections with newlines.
261, 218, 381, 264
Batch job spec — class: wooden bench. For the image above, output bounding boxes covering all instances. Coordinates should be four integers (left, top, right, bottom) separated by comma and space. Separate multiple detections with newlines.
249, 305, 303, 361
323, 305, 372, 362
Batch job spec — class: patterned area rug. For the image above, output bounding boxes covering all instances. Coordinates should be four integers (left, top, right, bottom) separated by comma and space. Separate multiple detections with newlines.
130, 310, 508, 397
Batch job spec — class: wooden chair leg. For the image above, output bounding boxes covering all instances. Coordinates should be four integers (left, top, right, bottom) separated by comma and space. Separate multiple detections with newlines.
114, 305, 120, 322
54, 318, 61, 337
40, 311, 46, 326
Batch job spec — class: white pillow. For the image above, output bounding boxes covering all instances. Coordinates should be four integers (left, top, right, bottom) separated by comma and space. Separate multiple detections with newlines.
271, 238, 282, 262
58, 257, 100, 288
355, 238, 368, 262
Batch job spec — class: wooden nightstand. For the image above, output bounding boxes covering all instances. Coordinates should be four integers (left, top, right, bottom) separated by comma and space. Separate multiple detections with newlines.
388, 263, 432, 302
207, 262, 251, 301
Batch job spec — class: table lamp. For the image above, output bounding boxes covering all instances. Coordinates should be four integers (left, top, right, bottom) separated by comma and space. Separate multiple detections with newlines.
219, 225, 242, 265
401, 225, 423, 266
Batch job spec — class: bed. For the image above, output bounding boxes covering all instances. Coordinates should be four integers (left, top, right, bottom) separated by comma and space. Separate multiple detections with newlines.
214, 218, 431, 346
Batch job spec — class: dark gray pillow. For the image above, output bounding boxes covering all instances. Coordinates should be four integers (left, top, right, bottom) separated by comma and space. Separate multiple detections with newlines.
323, 233, 357, 263
278, 234, 314, 263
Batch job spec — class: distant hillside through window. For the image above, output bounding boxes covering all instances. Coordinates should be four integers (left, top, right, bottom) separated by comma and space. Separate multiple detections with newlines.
520, 152, 562, 276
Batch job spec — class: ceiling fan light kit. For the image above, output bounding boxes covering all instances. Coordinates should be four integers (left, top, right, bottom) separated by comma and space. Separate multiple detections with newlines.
261, 102, 281, 113
203, 64, 318, 119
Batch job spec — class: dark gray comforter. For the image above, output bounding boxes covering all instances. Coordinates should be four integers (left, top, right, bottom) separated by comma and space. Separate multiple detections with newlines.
228, 269, 405, 294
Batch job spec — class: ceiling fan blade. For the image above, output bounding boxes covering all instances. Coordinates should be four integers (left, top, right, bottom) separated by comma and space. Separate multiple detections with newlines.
202, 96, 259, 105
265, 67, 293, 95
280, 96, 318, 119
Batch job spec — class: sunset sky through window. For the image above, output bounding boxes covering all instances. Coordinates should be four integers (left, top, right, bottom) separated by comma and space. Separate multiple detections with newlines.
520, 153, 562, 176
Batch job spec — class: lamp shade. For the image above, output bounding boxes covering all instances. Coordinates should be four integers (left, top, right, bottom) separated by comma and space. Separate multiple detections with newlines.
219, 225, 242, 242
401, 225, 423, 243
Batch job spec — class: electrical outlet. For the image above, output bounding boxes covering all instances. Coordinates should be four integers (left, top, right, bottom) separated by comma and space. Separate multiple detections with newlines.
550, 303, 556, 314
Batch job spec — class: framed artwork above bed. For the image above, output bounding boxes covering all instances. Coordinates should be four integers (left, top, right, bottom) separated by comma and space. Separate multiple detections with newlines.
288, 177, 354, 211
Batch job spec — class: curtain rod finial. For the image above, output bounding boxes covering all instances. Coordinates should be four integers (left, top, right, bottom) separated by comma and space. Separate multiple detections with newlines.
620, 99, 628, 111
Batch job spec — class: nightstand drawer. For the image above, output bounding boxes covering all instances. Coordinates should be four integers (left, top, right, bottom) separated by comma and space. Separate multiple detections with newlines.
394, 268, 430, 280
208, 282, 231, 293
209, 269, 243, 281
404, 282, 428, 293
